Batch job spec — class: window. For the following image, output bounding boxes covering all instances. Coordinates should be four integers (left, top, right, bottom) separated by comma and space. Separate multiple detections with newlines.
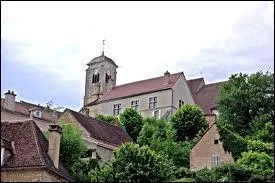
212, 154, 220, 167
105, 73, 111, 83
152, 110, 160, 119
149, 97, 157, 109
113, 104, 121, 115
92, 73, 100, 83
34, 110, 42, 118
214, 139, 219, 144
179, 100, 184, 108
131, 100, 139, 110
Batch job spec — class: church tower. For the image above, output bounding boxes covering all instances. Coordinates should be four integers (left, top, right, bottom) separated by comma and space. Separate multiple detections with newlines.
83, 48, 118, 106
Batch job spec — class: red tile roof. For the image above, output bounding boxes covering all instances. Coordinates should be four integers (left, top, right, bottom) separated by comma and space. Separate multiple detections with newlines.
86, 72, 183, 105
1, 98, 62, 122
66, 109, 132, 147
1, 120, 72, 181
187, 80, 227, 115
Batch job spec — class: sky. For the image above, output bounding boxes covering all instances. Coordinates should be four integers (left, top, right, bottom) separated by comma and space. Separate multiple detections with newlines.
1, 1, 274, 111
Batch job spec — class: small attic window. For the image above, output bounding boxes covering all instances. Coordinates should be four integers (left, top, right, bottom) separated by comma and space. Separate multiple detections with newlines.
34, 110, 42, 118
214, 139, 219, 144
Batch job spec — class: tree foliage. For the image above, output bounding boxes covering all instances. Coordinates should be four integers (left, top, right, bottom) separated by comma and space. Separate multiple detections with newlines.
95, 114, 118, 125
171, 104, 208, 142
58, 121, 87, 169
120, 108, 143, 141
137, 117, 175, 146
217, 71, 274, 159
237, 151, 274, 176
91, 143, 175, 182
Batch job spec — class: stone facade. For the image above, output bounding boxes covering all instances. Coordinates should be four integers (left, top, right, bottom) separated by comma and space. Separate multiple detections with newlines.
1, 169, 64, 182
84, 54, 118, 106
190, 115, 234, 170
87, 73, 195, 119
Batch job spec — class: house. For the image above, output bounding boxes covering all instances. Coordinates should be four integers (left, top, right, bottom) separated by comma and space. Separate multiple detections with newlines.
1, 120, 72, 182
57, 108, 132, 163
187, 79, 235, 170
82, 52, 194, 118
1, 90, 62, 132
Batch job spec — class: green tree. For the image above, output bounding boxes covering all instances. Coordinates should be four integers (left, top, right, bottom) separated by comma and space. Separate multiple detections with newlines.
137, 117, 194, 168
58, 121, 87, 169
237, 151, 274, 177
171, 104, 208, 142
70, 158, 100, 182
137, 117, 175, 146
217, 71, 274, 158
91, 143, 175, 182
120, 108, 143, 141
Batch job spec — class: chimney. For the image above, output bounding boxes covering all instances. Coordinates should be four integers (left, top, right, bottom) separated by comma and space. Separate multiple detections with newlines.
48, 124, 62, 169
4, 90, 16, 111
163, 71, 170, 85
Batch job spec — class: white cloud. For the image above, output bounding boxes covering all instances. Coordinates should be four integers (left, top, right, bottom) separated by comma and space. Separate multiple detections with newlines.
1, 1, 274, 99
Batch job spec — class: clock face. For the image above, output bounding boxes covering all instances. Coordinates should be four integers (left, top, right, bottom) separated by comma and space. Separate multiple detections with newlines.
94, 69, 98, 74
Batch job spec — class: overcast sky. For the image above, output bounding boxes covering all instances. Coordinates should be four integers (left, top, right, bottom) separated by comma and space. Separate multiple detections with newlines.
1, 1, 274, 111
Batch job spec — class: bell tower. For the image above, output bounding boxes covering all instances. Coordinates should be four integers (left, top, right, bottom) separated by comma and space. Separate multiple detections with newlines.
84, 41, 118, 106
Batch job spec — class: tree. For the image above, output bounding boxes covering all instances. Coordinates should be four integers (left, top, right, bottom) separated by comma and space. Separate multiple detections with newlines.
236, 151, 273, 177
217, 71, 274, 136
70, 158, 100, 182
119, 108, 143, 141
58, 121, 87, 169
91, 143, 175, 182
217, 71, 274, 158
137, 117, 193, 168
137, 117, 175, 146
171, 104, 208, 142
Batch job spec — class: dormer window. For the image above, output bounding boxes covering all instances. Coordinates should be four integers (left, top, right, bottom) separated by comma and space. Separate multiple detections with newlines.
34, 110, 42, 118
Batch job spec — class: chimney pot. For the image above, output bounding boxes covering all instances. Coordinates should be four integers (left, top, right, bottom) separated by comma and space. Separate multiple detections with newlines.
4, 90, 16, 111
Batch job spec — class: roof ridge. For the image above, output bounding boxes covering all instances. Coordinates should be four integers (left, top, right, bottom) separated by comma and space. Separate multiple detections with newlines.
113, 72, 182, 88
187, 77, 204, 81
191, 118, 217, 149
205, 80, 227, 86
67, 108, 122, 129
29, 120, 46, 167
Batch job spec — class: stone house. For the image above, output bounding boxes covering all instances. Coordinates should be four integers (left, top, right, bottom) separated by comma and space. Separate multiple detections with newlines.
57, 108, 132, 163
1, 120, 72, 182
187, 78, 234, 170
1, 90, 61, 132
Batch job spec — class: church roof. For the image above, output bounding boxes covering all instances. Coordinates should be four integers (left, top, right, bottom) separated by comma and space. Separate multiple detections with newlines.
86, 72, 183, 105
64, 109, 132, 147
87, 52, 118, 67
1, 120, 72, 181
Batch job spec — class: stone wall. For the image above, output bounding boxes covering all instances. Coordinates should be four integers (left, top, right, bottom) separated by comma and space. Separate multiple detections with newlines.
1, 169, 65, 182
